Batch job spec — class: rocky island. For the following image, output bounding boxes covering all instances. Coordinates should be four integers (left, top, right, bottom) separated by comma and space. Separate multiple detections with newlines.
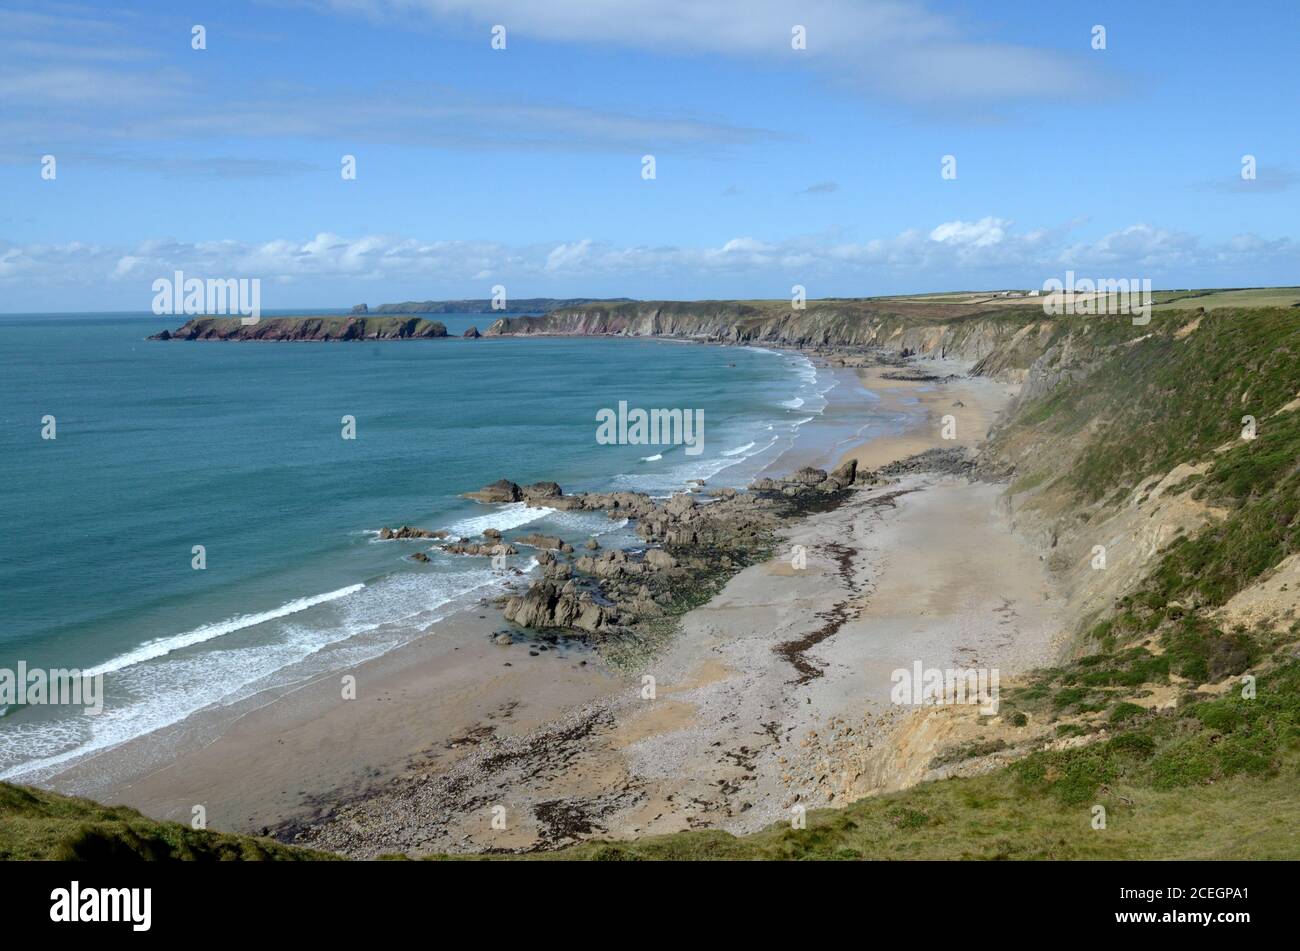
149, 315, 449, 341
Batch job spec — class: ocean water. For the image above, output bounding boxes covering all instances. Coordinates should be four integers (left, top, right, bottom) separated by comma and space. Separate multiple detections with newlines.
0, 311, 900, 780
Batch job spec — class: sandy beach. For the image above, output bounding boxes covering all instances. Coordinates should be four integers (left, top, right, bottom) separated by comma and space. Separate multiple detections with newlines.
44, 355, 1064, 855
837, 361, 1012, 470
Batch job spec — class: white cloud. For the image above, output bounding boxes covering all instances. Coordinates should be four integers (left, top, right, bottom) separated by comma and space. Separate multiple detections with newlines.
929, 217, 1009, 248
4, 222, 1296, 305
545, 239, 593, 271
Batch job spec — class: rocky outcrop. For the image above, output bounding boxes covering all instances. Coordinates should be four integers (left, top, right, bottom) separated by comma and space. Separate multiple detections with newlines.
522, 481, 562, 501
464, 480, 523, 503
502, 581, 616, 633
351, 304, 369, 315
463, 326, 481, 338
792, 466, 827, 485
457, 467, 874, 640
378, 526, 448, 540
149, 316, 448, 341
441, 540, 517, 556
749, 464, 876, 495
515, 533, 565, 551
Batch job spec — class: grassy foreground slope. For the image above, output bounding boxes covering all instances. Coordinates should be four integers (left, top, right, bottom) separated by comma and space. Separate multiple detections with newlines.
0, 783, 332, 861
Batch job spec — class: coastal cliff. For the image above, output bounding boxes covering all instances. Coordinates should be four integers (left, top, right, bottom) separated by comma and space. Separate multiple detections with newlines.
149, 316, 448, 341
151, 299, 1054, 377
485, 299, 1047, 372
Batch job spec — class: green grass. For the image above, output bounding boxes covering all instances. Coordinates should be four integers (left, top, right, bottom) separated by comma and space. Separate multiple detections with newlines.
0, 783, 334, 861
1153, 287, 1300, 310
1013, 310, 1300, 505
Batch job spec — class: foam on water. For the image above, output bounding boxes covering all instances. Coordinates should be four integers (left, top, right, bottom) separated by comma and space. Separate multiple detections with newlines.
0, 565, 512, 781
83, 583, 366, 676
447, 502, 554, 536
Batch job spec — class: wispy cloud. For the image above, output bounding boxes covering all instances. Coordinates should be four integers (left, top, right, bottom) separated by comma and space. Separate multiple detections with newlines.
313, 0, 1123, 110
1192, 166, 1298, 195
0, 3, 789, 169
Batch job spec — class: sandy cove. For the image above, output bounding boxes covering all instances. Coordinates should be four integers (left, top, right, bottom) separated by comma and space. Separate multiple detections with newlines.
46, 357, 1064, 855
274, 359, 1063, 856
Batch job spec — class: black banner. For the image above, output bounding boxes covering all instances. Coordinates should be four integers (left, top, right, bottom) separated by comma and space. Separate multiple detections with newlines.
0, 859, 1281, 938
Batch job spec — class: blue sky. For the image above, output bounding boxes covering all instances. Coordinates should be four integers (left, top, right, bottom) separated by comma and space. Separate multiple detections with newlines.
1, 0, 1297, 312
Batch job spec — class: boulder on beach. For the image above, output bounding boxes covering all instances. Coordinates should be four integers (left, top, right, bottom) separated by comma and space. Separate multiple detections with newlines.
792, 466, 828, 485
644, 549, 676, 570
502, 580, 615, 632
829, 459, 858, 484
665, 493, 697, 517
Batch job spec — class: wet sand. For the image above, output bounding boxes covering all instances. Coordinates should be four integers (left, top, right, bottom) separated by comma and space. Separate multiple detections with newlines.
47, 606, 618, 834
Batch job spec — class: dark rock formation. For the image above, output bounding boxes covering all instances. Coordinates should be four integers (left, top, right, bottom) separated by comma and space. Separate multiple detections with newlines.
522, 481, 563, 501
149, 316, 447, 341
515, 533, 565, 551
792, 466, 828, 485
464, 479, 523, 503
378, 526, 448, 540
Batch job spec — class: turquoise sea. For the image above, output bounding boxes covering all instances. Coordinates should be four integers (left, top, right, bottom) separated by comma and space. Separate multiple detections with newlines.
0, 311, 902, 780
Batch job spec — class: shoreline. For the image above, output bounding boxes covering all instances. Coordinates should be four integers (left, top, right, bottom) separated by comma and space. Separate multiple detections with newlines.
36, 347, 1062, 856
10, 334, 823, 788
27, 341, 871, 813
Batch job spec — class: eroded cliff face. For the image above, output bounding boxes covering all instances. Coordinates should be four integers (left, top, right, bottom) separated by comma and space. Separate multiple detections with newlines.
485, 302, 1047, 373
978, 310, 1300, 651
